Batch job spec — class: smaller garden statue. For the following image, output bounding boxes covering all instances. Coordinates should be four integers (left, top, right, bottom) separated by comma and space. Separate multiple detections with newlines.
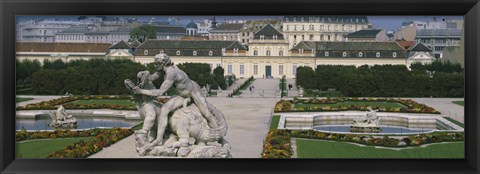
201, 86, 208, 97
350, 107, 381, 133
298, 87, 304, 97
49, 105, 77, 128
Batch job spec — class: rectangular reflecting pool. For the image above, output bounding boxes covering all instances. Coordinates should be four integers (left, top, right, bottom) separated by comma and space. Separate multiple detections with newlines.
16, 117, 141, 130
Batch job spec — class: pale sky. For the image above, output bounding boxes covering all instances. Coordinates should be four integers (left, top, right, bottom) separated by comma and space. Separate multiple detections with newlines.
17, 15, 463, 32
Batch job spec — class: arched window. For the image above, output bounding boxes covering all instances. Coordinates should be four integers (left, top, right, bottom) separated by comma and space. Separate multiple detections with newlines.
342, 52, 347, 57
209, 51, 213, 56
325, 52, 329, 57
279, 50, 284, 56
176, 50, 181, 55
193, 51, 197, 56
253, 50, 258, 56
266, 50, 271, 56
144, 50, 149, 55
393, 52, 397, 58
376, 52, 381, 57
358, 52, 363, 57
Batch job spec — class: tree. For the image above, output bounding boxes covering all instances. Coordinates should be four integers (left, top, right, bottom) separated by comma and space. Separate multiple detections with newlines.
16, 59, 41, 86
213, 66, 227, 90
129, 25, 157, 43
296, 66, 316, 89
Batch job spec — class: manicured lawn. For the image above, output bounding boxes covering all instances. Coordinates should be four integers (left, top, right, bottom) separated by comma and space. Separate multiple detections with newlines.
16, 98, 33, 103
70, 99, 135, 107
16, 137, 93, 158
452, 101, 464, 106
294, 101, 406, 109
296, 139, 464, 158
444, 117, 464, 128
270, 115, 280, 131
131, 122, 144, 131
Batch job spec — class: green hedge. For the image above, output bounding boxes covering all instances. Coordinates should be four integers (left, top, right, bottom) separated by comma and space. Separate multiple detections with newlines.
296, 64, 464, 97
261, 129, 464, 158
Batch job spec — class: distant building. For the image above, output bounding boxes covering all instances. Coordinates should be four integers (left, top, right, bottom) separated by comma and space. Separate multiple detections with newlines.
239, 19, 282, 45
185, 21, 198, 36
283, 16, 371, 48
395, 40, 415, 50
344, 29, 388, 42
415, 28, 461, 58
442, 26, 464, 67
17, 19, 83, 42
153, 25, 186, 40
406, 43, 435, 69
195, 17, 217, 37
209, 23, 244, 41
16, 42, 110, 63
394, 26, 417, 41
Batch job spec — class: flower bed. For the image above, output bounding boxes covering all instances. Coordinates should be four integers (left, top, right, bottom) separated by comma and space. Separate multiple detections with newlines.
15, 128, 131, 142
47, 128, 133, 158
261, 130, 292, 158
261, 129, 464, 158
16, 95, 137, 110
274, 97, 440, 114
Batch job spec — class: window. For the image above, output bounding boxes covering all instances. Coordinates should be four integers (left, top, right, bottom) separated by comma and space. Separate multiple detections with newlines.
309, 34, 314, 40
266, 50, 271, 56
342, 52, 347, 57
253, 50, 258, 56
279, 50, 284, 56
209, 51, 213, 56
376, 52, 380, 57
299, 49, 304, 55
253, 65, 258, 75
234, 48, 239, 55
293, 65, 298, 75
144, 50, 149, 55
193, 51, 197, 56
320, 34, 324, 41
327, 35, 331, 41
228, 64, 233, 74
279, 65, 284, 75
325, 52, 329, 57
160, 50, 164, 54
217, 64, 221, 67
240, 64, 245, 75
176, 50, 181, 55
393, 52, 397, 58
358, 52, 363, 57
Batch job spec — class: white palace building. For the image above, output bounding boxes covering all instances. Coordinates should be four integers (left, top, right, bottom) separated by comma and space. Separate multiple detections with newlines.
16, 24, 435, 79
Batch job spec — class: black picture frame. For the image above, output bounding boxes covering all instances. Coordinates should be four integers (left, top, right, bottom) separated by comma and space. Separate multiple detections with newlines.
1, 0, 479, 173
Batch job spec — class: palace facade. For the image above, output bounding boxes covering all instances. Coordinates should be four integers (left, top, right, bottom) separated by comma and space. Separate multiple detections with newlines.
16, 24, 435, 79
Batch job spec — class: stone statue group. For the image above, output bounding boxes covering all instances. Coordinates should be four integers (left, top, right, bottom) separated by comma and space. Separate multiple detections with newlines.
124, 53, 231, 158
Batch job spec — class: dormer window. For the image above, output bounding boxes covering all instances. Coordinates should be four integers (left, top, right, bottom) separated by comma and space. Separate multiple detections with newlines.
358, 52, 363, 57
342, 52, 347, 57
193, 51, 197, 56
234, 48, 239, 55
176, 50, 181, 56
209, 50, 214, 56
222, 48, 226, 55
160, 50, 164, 54
325, 52, 329, 57
376, 52, 381, 57
393, 52, 397, 58
144, 50, 148, 55
299, 49, 304, 55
